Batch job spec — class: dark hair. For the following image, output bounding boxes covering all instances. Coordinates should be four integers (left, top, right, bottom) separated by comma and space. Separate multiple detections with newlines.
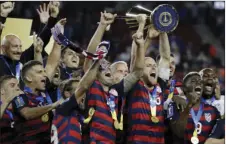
182, 72, 200, 85
21, 60, 43, 82
156, 53, 175, 62
0, 75, 16, 89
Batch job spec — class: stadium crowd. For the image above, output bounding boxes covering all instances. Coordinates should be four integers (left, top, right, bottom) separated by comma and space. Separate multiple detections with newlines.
0, 1, 225, 144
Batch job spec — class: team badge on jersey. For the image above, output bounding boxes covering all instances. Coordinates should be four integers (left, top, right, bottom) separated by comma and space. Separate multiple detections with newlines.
109, 88, 118, 96
204, 113, 212, 122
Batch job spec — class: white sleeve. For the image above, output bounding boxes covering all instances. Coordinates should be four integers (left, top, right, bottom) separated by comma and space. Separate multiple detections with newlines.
158, 67, 170, 81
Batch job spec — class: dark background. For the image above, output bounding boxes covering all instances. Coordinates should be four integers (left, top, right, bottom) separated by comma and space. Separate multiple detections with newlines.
6, 1, 225, 91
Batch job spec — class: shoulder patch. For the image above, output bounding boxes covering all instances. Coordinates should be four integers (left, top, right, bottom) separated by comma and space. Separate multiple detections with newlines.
14, 96, 25, 108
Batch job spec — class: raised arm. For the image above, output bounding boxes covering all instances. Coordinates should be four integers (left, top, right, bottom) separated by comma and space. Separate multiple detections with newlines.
130, 14, 146, 72
83, 11, 116, 72
124, 31, 145, 93
45, 18, 66, 82
74, 60, 100, 104
33, 32, 44, 63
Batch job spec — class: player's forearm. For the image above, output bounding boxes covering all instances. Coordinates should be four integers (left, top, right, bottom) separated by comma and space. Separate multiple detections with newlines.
205, 138, 224, 144
83, 24, 107, 72
159, 33, 170, 68
46, 42, 61, 81
34, 52, 43, 64
75, 61, 99, 103
20, 104, 57, 120
130, 22, 145, 72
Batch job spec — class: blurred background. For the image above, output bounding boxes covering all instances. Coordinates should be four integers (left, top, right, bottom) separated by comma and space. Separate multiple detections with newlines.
6, 1, 225, 92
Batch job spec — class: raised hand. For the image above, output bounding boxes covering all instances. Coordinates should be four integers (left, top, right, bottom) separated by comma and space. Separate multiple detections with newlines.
132, 32, 144, 47
136, 14, 147, 24
33, 32, 44, 53
0, 2, 15, 17
36, 3, 50, 24
147, 25, 160, 39
49, 1, 60, 18
100, 11, 117, 26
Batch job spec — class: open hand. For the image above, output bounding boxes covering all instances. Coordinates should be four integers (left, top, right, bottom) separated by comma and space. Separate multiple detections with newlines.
36, 3, 50, 24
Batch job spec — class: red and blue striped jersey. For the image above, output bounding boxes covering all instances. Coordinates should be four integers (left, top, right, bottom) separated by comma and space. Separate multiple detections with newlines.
12, 93, 53, 144
184, 104, 220, 144
84, 80, 124, 144
52, 95, 82, 144
0, 107, 18, 144
127, 80, 165, 144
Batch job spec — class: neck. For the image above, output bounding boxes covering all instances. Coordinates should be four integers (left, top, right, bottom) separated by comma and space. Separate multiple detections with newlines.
26, 85, 40, 95
142, 79, 154, 90
193, 100, 201, 108
102, 83, 109, 92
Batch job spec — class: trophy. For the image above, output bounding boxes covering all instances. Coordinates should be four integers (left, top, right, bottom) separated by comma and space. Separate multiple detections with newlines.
116, 4, 179, 33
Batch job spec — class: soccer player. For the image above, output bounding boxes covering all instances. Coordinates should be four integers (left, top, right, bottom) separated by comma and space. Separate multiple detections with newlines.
125, 12, 171, 143
11, 19, 66, 143
83, 16, 145, 144
205, 118, 225, 144
0, 75, 23, 144
170, 72, 220, 144
199, 68, 224, 116
52, 58, 101, 144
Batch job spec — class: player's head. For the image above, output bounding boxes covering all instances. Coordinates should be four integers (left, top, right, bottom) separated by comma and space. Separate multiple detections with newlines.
110, 61, 128, 83
21, 60, 47, 91
52, 67, 61, 86
1, 34, 22, 61
97, 59, 115, 87
0, 75, 22, 98
156, 53, 175, 78
142, 57, 158, 87
199, 68, 217, 98
61, 48, 80, 68
183, 72, 203, 105
60, 79, 79, 99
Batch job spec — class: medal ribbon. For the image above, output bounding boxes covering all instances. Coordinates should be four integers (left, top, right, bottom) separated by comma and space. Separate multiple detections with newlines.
106, 93, 124, 130
148, 87, 157, 117
190, 104, 203, 137
24, 87, 48, 105
56, 88, 62, 101
201, 97, 215, 105
167, 80, 176, 100
0, 57, 21, 80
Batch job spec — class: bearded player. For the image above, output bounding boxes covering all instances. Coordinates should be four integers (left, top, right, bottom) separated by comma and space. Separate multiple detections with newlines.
82, 14, 145, 144
170, 72, 220, 144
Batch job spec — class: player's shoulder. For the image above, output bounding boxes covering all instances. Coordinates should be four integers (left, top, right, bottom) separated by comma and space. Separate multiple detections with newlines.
175, 81, 182, 87
203, 103, 219, 113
